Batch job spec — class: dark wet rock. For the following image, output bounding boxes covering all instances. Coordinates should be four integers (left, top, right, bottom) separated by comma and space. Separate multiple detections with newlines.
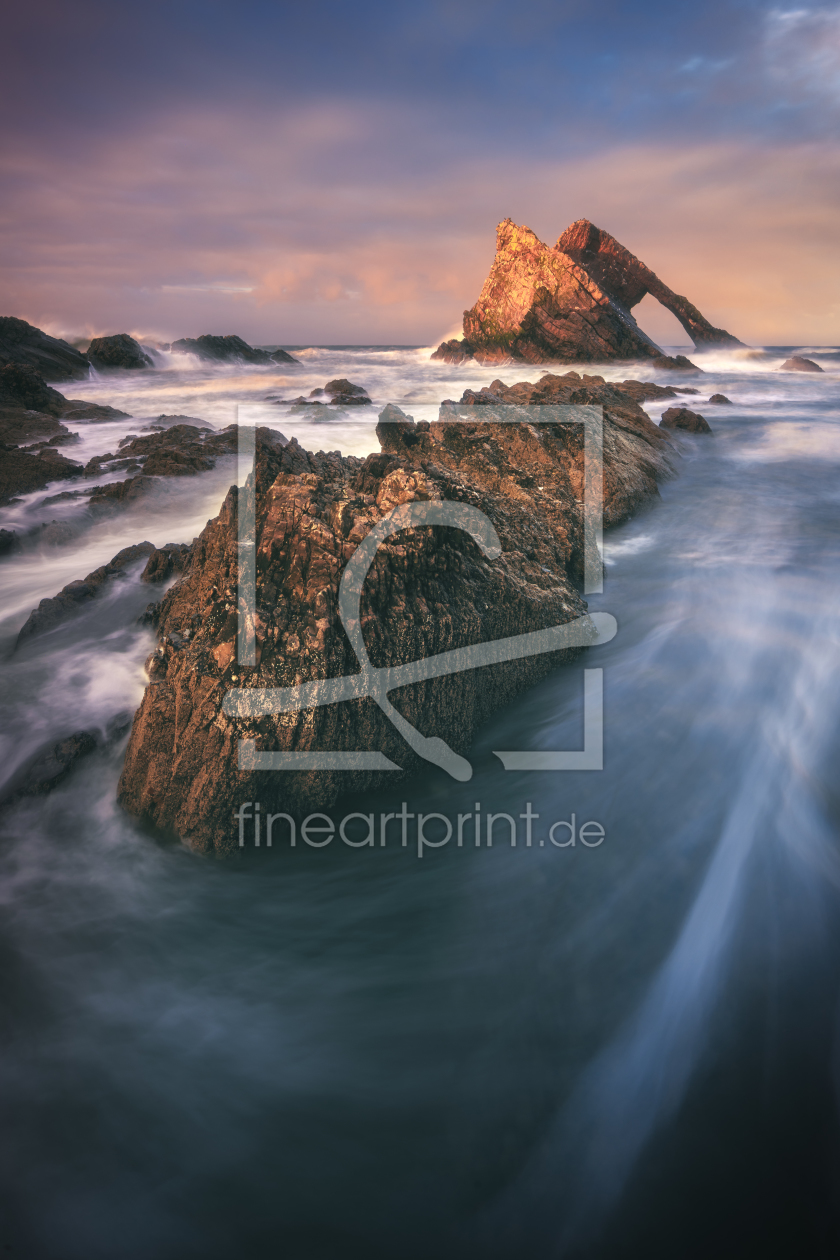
0, 316, 91, 381
0, 444, 83, 505
141, 543, 192, 583
37, 519, 78, 544
84, 425, 285, 514
430, 338, 476, 364
779, 356, 823, 373
0, 731, 99, 804
708, 394, 732, 404
648, 354, 701, 372
58, 401, 130, 421
0, 410, 70, 446
33, 520, 81, 545
117, 382, 675, 854
88, 477, 156, 511
660, 406, 713, 434
41, 488, 96, 506
86, 333, 154, 370
432, 219, 741, 365
171, 334, 299, 365
142, 449, 214, 476
16, 542, 156, 644
0, 527, 18, 555
0, 362, 68, 413
141, 414, 210, 431
324, 379, 372, 405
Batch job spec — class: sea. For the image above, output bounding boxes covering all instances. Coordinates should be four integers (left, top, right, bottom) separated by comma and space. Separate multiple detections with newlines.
1, 343, 839, 1258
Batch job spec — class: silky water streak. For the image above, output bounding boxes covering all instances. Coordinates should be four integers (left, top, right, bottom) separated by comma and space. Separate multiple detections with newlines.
223, 406, 616, 779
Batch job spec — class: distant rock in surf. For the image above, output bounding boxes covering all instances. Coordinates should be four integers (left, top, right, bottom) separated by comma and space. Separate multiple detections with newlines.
171, 334, 299, 366
86, 333, 154, 370
708, 394, 731, 404
0, 317, 91, 382
279, 379, 372, 413
432, 218, 743, 366
779, 356, 823, 373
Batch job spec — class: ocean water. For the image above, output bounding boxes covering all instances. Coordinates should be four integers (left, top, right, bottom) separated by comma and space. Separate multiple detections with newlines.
1, 345, 839, 1258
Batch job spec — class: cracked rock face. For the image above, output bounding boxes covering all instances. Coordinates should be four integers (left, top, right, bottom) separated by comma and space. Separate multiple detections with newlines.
432, 218, 743, 365
117, 380, 675, 854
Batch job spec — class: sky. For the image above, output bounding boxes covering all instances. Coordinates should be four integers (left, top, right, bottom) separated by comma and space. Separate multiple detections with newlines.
2, 0, 839, 347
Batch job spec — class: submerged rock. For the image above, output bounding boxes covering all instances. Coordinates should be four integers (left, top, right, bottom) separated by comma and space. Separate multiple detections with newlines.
0, 316, 91, 381
0, 731, 99, 803
86, 333, 154, 370
432, 218, 743, 365
779, 356, 823, 373
659, 406, 713, 434
117, 380, 675, 854
15, 542, 156, 644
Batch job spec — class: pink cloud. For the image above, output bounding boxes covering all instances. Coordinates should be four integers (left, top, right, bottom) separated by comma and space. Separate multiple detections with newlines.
1, 103, 838, 345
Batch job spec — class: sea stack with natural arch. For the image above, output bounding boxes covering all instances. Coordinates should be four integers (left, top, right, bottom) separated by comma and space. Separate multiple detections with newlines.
432, 218, 744, 366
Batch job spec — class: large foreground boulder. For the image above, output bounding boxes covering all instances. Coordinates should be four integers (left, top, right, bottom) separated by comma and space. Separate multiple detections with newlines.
0, 316, 90, 381
433, 218, 743, 366
171, 334, 299, 365
117, 378, 675, 854
86, 333, 154, 370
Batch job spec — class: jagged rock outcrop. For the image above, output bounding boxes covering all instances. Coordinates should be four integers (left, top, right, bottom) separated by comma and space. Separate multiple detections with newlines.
117, 378, 675, 854
141, 543, 192, 583
171, 334, 299, 365
660, 406, 713, 434
779, 356, 823, 373
0, 317, 91, 381
433, 218, 743, 366
86, 333, 154, 370
16, 543, 156, 644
